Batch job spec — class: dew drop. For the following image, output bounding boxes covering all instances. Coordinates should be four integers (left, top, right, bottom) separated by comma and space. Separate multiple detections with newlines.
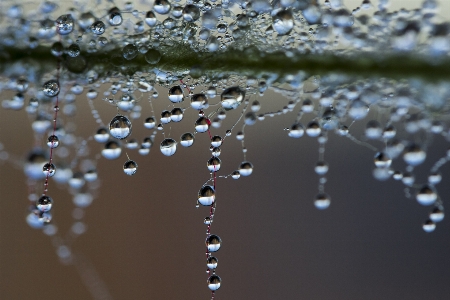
422, 219, 436, 233
374, 152, 392, 168
94, 127, 110, 143
123, 44, 138, 60
55, 14, 74, 35
416, 185, 437, 206
191, 94, 208, 110
43, 80, 60, 97
144, 49, 161, 64
90, 21, 106, 35
221, 87, 245, 110
239, 161, 253, 176
160, 138, 177, 156
47, 135, 60, 148
314, 161, 329, 175
101, 140, 122, 160
403, 144, 426, 166
183, 4, 200, 22
43, 163, 56, 177
168, 86, 184, 103
207, 256, 218, 269
37, 195, 53, 212
123, 160, 138, 175
145, 11, 157, 27
231, 170, 240, 179
180, 132, 195, 147
195, 117, 210, 133
144, 117, 156, 129
153, 0, 171, 14
206, 234, 222, 252
314, 193, 331, 210
207, 157, 221, 172
198, 185, 215, 206
170, 108, 184, 122
207, 275, 221, 291
108, 7, 123, 26
288, 123, 305, 138
109, 115, 132, 140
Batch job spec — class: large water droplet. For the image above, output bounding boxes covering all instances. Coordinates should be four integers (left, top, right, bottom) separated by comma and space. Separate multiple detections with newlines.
206, 234, 222, 252
123, 160, 138, 175
109, 115, 132, 140
180, 132, 195, 147
221, 87, 245, 110
207, 275, 221, 291
239, 161, 253, 176
43, 163, 56, 177
314, 193, 331, 209
108, 7, 123, 26
183, 4, 200, 22
207, 157, 221, 172
168, 86, 184, 103
160, 138, 177, 156
198, 185, 215, 206
90, 21, 106, 35
47, 135, 60, 148
55, 14, 74, 35
207, 256, 218, 269
273, 9, 294, 35
43, 80, 60, 97
422, 219, 436, 232
416, 185, 437, 206
153, 0, 171, 14
195, 117, 210, 133
37, 195, 53, 212
191, 94, 208, 110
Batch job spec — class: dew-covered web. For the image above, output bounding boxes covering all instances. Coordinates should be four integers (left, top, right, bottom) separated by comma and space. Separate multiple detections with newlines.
1, 0, 450, 299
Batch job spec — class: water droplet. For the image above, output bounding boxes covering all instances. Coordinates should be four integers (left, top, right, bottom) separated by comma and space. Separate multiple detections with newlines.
239, 161, 253, 176
422, 219, 436, 232
207, 157, 221, 172
47, 135, 60, 148
180, 132, 195, 147
153, 0, 171, 14
102, 140, 122, 160
374, 152, 392, 168
430, 207, 444, 222
160, 138, 177, 156
231, 170, 240, 179
43, 163, 56, 177
428, 172, 442, 185
204, 217, 212, 225
195, 117, 210, 133
168, 86, 184, 103
108, 7, 123, 26
206, 234, 222, 252
37, 195, 53, 212
144, 117, 156, 129
207, 275, 221, 291
123, 160, 138, 175
109, 115, 132, 140
144, 49, 161, 64
314, 161, 329, 175
90, 21, 106, 35
145, 11, 157, 27
416, 185, 437, 206
273, 9, 294, 35
403, 144, 426, 166
171, 107, 184, 122
306, 121, 321, 137
123, 44, 138, 60
67, 44, 81, 57
55, 14, 74, 35
43, 80, 60, 97
221, 87, 245, 110
288, 123, 304, 138
94, 127, 110, 143
183, 4, 200, 22
198, 185, 215, 206
314, 193, 331, 209
207, 256, 218, 269
191, 94, 208, 110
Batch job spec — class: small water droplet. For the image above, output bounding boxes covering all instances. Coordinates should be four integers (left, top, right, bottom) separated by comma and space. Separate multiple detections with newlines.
123, 160, 138, 175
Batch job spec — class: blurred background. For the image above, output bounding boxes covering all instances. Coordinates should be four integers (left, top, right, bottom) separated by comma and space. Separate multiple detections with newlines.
1, 1, 450, 300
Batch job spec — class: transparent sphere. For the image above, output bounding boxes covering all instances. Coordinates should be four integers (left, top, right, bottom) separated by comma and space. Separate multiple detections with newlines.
221, 86, 245, 110
43, 80, 60, 97
109, 115, 132, 140
43, 163, 56, 177
306, 121, 321, 137
288, 123, 305, 138
153, 0, 171, 14
207, 157, 221, 172
207, 256, 218, 269
123, 160, 138, 175
422, 219, 436, 233
207, 275, 221, 291
206, 234, 222, 252
430, 207, 445, 222
90, 21, 106, 35
191, 93, 208, 110
94, 127, 110, 143
231, 170, 240, 179
123, 44, 138, 60
374, 152, 392, 168
108, 7, 123, 26
211, 147, 221, 157
160, 138, 177, 156
273, 9, 294, 35
101, 140, 122, 160
47, 135, 60, 148
314, 193, 331, 210
416, 185, 437, 206
67, 44, 81, 57
403, 144, 426, 166
168, 86, 184, 103
144, 49, 161, 64
144, 117, 156, 129
37, 195, 53, 212
198, 185, 215, 206
183, 4, 200, 22
170, 107, 184, 122
239, 161, 253, 176
428, 172, 442, 185
314, 161, 329, 175
180, 132, 195, 147
211, 135, 223, 147
55, 14, 74, 35
145, 11, 157, 27
195, 117, 210, 133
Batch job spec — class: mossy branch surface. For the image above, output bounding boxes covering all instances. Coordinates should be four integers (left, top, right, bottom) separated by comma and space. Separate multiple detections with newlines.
1, 44, 449, 82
